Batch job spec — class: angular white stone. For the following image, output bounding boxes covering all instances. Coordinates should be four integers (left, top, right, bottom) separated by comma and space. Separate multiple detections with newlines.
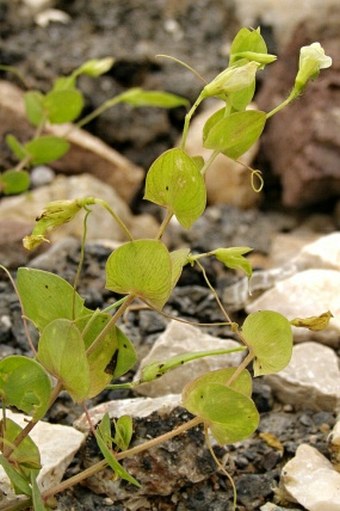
133, 320, 244, 397
281, 444, 340, 511
74, 393, 182, 432
0, 410, 85, 499
246, 269, 340, 345
265, 342, 340, 412
294, 232, 340, 271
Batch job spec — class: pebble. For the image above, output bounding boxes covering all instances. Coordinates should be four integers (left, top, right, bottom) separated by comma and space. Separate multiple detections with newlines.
281, 443, 340, 511
30, 165, 55, 187
265, 342, 340, 412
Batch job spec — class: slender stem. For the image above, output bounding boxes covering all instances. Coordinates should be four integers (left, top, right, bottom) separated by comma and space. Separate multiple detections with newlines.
94, 198, 133, 241
156, 209, 173, 240
200, 150, 219, 176
180, 91, 205, 150
72, 209, 90, 318
226, 350, 254, 387
86, 294, 135, 357
266, 89, 297, 119
42, 416, 203, 499
195, 260, 234, 326
75, 94, 125, 130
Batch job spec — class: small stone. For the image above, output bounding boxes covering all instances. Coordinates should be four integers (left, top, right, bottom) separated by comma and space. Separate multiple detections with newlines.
281, 443, 340, 511
294, 232, 340, 271
0, 410, 85, 502
30, 165, 55, 187
265, 342, 340, 412
133, 320, 243, 397
328, 417, 340, 467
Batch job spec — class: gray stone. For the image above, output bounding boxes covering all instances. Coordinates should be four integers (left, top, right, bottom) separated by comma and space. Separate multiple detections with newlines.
280, 443, 340, 511
133, 320, 244, 397
265, 342, 340, 412
0, 410, 85, 502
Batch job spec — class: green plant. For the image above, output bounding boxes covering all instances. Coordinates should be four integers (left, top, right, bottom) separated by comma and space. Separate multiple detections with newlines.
0, 28, 332, 511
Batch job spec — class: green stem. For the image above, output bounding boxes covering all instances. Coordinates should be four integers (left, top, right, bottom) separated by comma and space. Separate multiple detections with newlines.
266, 89, 297, 119
94, 198, 133, 241
156, 209, 173, 240
226, 350, 254, 387
75, 93, 127, 130
86, 294, 135, 357
200, 150, 219, 176
180, 91, 205, 150
72, 209, 91, 318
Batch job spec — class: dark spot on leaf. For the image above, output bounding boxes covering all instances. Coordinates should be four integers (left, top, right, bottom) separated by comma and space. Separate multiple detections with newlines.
123, 344, 127, 349
165, 185, 169, 191
45, 284, 49, 289
159, 363, 164, 369
105, 349, 119, 375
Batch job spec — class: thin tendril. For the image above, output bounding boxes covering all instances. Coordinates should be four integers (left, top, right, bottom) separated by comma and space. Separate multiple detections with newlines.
72, 208, 91, 318
156, 54, 207, 84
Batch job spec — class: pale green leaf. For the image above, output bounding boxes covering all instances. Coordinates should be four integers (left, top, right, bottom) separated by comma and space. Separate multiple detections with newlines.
211, 246, 253, 277
0, 454, 32, 496
121, 88, 189, 108
31, 472, 49, 510
25, 136, 70, 165
5, 134, 27, 161
113, 415, 133, 451
77, 312, 118, 398
37, 318, 90, 402
44, 89, 84, 124
170, 248, 190, 290
144, 148, 207, 229
1, 169, 30, 195
203, 110, 266, 160
111, 327, 137, 379
95, 428, 140, 487
182, 370, 259, 445
229, 27, 267, 65
0, 418, 41, 472
24, 91, 45, 127
242, 310, 293, 376
105, 240, 173, 310
76, 57, 114, 77
0, 356, 52, 420
16, 268, 89, 332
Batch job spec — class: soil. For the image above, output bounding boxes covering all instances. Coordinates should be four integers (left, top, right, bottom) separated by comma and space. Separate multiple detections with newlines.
0, 2, 338, 510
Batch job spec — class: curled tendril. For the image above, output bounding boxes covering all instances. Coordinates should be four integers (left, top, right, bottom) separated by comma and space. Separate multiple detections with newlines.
250, 169, 264, 192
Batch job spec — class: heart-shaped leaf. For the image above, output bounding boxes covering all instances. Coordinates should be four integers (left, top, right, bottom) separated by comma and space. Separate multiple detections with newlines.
37, 318, 90, 402
25, 136, 70, 165
44, 89, 84, 124
0, 356, 52, 420
242, 310, 293, 376
106, 240, 173, 310
203, 110, 266, 160
144, 148, 206, 229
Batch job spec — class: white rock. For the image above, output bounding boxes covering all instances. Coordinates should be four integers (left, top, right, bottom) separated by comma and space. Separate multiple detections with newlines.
281, 443, 340, 511
0, 410, 85, 499
134, 320, 244, 397
0, 174, 158, 243
265, 342, 340, 412
74, 394, 182, 432
184, 100, 261, 208
294, 231, 340, 271
246, 269, 340, 345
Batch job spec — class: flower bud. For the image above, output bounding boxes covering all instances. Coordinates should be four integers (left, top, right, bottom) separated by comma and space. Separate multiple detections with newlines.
203, 61, 260, 99
294, 42, 332, 92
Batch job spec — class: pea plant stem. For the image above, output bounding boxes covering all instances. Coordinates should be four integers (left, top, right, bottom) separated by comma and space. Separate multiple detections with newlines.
42, 415, 203, 500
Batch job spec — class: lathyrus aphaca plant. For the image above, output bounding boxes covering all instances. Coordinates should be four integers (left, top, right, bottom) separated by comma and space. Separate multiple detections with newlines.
0, 28, 333, 511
